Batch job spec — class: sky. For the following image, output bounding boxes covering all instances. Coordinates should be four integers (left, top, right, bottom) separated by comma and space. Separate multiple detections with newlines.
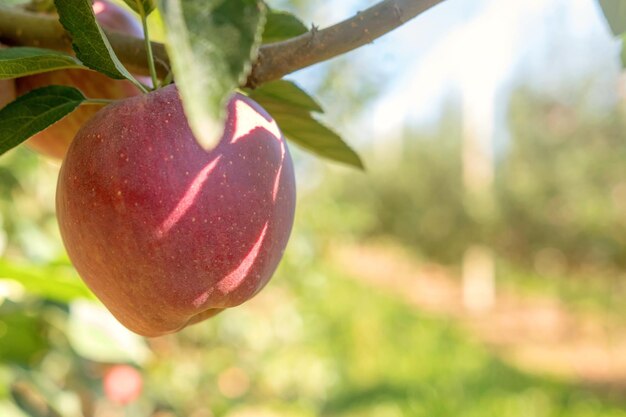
283, 0, 623, 152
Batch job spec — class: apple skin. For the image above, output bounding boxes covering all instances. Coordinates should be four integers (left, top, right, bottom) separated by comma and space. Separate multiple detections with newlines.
0, 44, 16, 109
16, 0, 145, 160
57, 85, 296, 337
0, 78, 16, 109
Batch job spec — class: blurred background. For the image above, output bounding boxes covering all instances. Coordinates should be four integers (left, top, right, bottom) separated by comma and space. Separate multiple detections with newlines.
3, 0, 626, 416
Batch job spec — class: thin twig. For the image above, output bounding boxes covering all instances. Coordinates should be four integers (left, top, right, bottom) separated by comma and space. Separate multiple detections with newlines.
246, 0, 445, 87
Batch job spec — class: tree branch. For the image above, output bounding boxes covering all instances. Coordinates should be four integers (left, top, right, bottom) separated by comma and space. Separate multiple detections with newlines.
0, 0, 445, 88
247, 0, 445, 87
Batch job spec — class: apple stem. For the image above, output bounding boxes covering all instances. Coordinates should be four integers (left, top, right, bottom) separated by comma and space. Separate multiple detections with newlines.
140, 12, 159, 91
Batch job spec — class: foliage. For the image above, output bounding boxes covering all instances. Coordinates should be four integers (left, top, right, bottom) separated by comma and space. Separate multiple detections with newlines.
0, 48, 84, 78
320, 88, 626, 275
158, 0, 265, 149
495, 91, 626, 270
261, 8, 307, 43
597, 0, 626, 66
0, 86, 86, 154
248, 80, 363, 168
0, 0, 363, 167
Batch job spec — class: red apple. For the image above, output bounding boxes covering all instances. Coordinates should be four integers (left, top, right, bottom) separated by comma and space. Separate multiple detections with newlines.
0, 44, 16, 110
56, 85, 296, 337
103, 365, 143, 405
16, 0, 146, 160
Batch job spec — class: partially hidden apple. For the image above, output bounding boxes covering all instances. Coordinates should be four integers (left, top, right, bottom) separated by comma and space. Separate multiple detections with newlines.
57, 85, 296, 337
0, 44, 16, 109
0, 78, 16, 109
16, 0, 146, 160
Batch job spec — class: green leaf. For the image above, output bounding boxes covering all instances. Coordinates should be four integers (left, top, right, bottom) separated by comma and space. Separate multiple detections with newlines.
250, 79, 322, 112
0, 86, 85, 156
0, 308, 49, 366
0, 260, 94, 303
0, 47, 86, 79
122, 0, 156, 16
158, 0, 266, 149
53, 0, 137, 81
249, 80, 364, 169
598, 0, 626, 36
262, 9, 307, 43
